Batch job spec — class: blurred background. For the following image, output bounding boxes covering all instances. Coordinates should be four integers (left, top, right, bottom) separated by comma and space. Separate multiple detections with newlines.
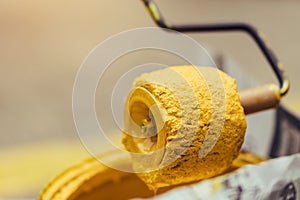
1, 0, 300, 198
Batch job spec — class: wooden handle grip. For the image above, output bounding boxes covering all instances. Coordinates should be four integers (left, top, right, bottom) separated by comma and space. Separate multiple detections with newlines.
240, 84, 281, 115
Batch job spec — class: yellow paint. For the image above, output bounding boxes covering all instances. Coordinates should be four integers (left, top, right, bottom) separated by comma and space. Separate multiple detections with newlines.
268, 83, 281, 100
123, 66, 247, 190
39, 151, 265, 200
148, 3, 160, 22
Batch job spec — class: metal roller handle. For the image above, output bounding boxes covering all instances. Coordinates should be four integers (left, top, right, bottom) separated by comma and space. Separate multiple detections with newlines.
141, 0, 290, 114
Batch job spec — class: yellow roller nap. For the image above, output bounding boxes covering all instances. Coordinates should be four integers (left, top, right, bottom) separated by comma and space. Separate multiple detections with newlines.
123, 66, 247, 190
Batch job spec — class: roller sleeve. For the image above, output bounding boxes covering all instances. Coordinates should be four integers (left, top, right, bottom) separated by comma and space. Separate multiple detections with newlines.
122, 66, 247, 190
